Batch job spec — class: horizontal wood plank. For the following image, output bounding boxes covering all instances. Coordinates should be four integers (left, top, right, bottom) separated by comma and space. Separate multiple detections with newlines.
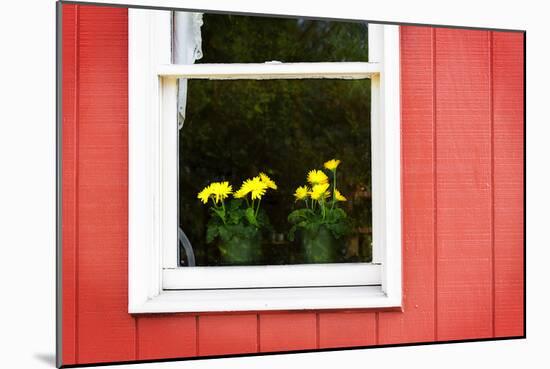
259, 313, 317, 352
318, 312, 377, 348
137, 315, 196, 360
198, 314, 258, 356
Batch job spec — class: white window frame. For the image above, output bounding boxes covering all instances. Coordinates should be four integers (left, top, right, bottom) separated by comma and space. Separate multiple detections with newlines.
128, 9, 401, 313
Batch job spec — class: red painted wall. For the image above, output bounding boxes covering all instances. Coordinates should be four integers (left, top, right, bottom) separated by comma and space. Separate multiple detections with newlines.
61, 4, 524, 365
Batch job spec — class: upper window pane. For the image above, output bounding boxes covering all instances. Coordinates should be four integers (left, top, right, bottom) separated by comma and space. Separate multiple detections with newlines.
197, 13, 369, 63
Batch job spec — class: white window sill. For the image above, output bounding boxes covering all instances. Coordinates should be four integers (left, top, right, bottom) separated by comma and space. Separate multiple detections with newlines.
129, 286, 402, 314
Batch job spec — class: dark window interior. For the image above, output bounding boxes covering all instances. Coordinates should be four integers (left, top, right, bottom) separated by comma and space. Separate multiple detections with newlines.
178, 13, 372, 266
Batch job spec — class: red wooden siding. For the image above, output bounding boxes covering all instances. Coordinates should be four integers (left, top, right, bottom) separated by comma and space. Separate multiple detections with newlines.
198, 314, 257, 356
61, 4, 525, 366
492, 32, 524, 337
136, 315, 196, 360
319, 312, 377, 348
259, 313, 317, 352
435, 28, 493, 340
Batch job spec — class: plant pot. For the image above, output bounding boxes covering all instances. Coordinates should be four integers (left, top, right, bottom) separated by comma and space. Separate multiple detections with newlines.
218, 230, 262, 265
301, 225, 338, 263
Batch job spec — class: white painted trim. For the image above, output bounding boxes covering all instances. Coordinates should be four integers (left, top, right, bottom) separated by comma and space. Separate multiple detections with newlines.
164, 263, 381, 290
129, 9, 173, 309
157, 62, 380, 79
129, 10, 402, 313
365, 24, 402, 304
379, 24, 402, 300
130, 286, 400, 313
369, 24, 384, 265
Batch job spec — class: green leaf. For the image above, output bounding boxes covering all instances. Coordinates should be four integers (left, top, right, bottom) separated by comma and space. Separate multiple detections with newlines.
211, 207, 226, 222
288, 208, 314, 224
228, 199, 243, 211
206, 225, 219, 243
218, 226, 230, 242
245, 207, 258, 226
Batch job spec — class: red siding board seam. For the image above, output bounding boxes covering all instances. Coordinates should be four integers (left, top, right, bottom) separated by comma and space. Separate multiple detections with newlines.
256, 314, 261, 352
73, 5, 80, 363
135, 317, 139, 360
431, 28, 439, 341
195, 315, 200, 356
490, 31, 496, 339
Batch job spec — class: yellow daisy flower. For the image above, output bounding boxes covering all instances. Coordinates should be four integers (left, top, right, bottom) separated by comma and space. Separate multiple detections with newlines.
324, 159, 341, 171
249, 177, 268, 200
233, 187, 248, 199
334, 189, 347, 202
210, 181, 232, 203
234, 179, 252, 199
307, 169, 329, 185
294, 185, 310, 201
259, 172, 277, 190
197, 184, 213, 204
310, 183, 331, 200
235, 177, 268, 200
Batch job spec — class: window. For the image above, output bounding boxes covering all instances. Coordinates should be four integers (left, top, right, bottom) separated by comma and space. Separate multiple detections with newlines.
129, 9, 401, 313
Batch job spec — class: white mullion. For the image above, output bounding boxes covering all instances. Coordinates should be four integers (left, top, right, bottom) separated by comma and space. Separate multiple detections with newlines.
160, 77, 179, 273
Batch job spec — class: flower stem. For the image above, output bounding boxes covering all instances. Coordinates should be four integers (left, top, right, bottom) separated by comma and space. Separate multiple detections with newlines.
332, 169, 337, 208
255, 198, 262, 218
220, 200, 227, 224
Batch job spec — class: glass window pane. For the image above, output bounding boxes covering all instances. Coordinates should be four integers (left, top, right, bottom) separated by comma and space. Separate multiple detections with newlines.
179, 79, 372, 266
197, 13, 369, 63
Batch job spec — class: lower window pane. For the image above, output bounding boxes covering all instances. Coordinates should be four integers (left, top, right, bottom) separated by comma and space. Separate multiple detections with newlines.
179, 79, 372, 266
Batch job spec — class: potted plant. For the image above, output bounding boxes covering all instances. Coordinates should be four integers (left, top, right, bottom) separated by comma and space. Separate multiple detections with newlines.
197, 173, 277, 265
288, 159, 351, 263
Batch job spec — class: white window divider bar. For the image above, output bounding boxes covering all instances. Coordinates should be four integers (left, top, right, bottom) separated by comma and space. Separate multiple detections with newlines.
157, 62, 380, 80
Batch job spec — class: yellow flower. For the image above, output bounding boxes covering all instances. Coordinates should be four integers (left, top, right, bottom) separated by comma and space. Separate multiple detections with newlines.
235, 177, 268, 200
310, 183, 331, 200
307, 169, 329, 185
334, 189, 347, 202
210, 181, 232, 203
324, 159, 341, 171
197, 184, 213, 204
294, 185, 310, 201
259, 172, 277, 190
233, 187, 248, 199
